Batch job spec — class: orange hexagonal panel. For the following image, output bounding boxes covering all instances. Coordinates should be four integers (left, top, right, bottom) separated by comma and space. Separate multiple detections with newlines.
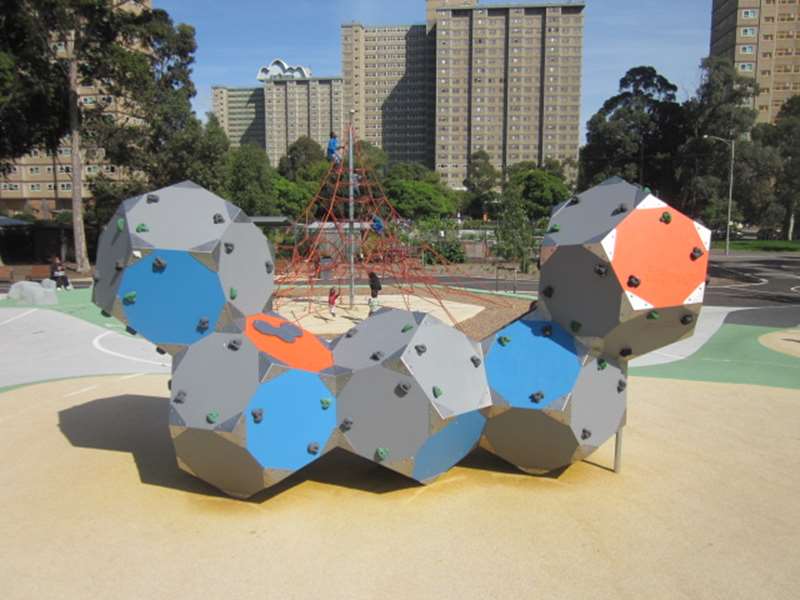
244, 313, 333, 373
611, 207, 709, 308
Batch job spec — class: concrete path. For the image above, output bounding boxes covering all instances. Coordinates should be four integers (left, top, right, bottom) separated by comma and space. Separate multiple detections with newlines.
0, 374, 798, 599
0, 307, 169, 388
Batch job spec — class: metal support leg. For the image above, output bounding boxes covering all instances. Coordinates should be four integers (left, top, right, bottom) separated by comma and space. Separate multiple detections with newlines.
613, 427, 623, 473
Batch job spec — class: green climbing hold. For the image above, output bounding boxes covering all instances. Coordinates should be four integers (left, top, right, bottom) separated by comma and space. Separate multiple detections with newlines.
375, 447, 390, 462
498, 336, 511, 347
597, 359, 608, 371
206, 411, 219, 424
401, 324, 414, 333
647, 310, 661, 320
135, 223, 149, 233
230, 287, 238, 300
644, 186, 652, 194
123, 291, 137, 305
548, 224, 561, 233
116, 217, 125, 232
660, 211, 672, 224
320, 397, 331, 410
570, 320, 582, 333
432, 386, 443, 399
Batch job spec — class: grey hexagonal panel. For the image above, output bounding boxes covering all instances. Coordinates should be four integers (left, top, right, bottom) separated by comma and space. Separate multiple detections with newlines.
217, 222, 275, 316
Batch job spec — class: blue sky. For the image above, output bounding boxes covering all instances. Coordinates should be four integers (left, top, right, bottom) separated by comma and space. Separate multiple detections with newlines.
155, 0, 712, 142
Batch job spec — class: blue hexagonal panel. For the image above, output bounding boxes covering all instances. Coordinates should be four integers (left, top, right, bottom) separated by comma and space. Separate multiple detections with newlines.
119, 249, 226, 345
412, 410, 485, 483
245, 370, 336, 471
485, 319, 580, 410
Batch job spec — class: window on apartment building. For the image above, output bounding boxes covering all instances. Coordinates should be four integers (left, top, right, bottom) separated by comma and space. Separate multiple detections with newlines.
741, 27, 757, 36
60, 183, 72, 192
739, 63, 755, 72
741, 45, 755, 54
0, 183, 20, 191
57, 147, 71, 156
742, 9, 758, 18
29, 183, 41, 192
103, 165, 116, 174
58, 165, 71, 173
29, 166, 40, 175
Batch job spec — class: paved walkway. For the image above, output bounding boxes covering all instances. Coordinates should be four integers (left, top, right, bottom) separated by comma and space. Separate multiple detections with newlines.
0, 374, 797, 599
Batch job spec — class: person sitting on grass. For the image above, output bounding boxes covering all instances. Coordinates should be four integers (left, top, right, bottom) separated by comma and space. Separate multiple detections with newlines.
328, 287, 341, 317
50, 257, 72, 290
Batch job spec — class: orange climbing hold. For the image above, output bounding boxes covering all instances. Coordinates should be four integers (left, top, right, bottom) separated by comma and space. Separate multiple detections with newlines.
244, 313, 334, 373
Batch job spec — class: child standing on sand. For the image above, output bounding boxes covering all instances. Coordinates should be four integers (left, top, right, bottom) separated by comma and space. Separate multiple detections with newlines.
328, 287, 341, 317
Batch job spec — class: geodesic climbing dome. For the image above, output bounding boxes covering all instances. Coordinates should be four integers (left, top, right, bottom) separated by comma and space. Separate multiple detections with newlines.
92, 178, 709, 498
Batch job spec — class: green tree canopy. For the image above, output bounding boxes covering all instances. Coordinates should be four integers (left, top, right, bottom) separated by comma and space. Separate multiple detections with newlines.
278, 136, 325, 181
504, 164, 570, 223
383, 179, 457, 220
463, 150, 501, 218
220, 144, 276, 216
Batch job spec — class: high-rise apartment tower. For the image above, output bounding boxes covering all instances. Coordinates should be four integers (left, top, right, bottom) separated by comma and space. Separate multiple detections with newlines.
710, 0, 800, 123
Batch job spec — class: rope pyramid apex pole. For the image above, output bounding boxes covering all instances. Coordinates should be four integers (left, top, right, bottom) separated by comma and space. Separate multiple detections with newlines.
348, 110, 356, 308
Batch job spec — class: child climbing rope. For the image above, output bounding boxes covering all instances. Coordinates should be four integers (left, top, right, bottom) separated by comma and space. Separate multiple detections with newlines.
328, 286, 341, 317
327, 131, 341, 166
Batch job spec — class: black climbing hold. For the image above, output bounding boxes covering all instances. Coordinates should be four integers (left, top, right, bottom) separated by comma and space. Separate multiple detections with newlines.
146, 193, 159, 203
345, 328, 358, 338
307, 442, 320, 455
470, 355, 482, 368
227, 339, 242, 351
568, 196, 580, 206
213, 213, 225, 224
101, 310, 111, 318
548, 224, 561, 233
340, 418, 353, 432
224, 242, 235, 254
251, 409, 263, 424
156, 347, 166, 355
93, 272, 101, 282
530, 391, 544, 404
681, 314, 694, 326
570, 321, 582, 334
541, 325, 552, 337
498, 336, 511, 347
691, 247, 704, 261
581, 428, 592, 441
173, 390, 186, 404
543, 286, 554, 298
529, 300, 538, 312
115, 259, 125, 271
395, 382, 411, 397
370, 351, 385, 361
125, 326, 137, 336
612, 203, 628, 216
152, 257, 167, 272
619, 347, 633, 358
414, 344, 427, 355
265, 261, 274, 274
627, 275, 641, 288
167, 379, 172, 391
197, 317, 210, 331
660, 211, 672, 224
594, 264, 609, 277
617, 380, 627, 393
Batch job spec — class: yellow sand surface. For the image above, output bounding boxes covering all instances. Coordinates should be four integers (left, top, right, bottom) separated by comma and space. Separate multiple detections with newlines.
1, 375, 799, 599
759, 328, 800, 358
272, 294, 484, 334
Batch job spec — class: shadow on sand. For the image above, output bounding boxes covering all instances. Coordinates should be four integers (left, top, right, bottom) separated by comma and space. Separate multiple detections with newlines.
58, 394, 586, 502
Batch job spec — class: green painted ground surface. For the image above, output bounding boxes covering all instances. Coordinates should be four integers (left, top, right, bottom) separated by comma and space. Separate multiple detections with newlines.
632, 323, 800, 390
0, 288, 125, 331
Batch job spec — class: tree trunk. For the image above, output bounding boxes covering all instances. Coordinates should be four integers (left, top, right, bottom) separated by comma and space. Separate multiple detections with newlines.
68, 36, 89, 273
786, 203, 796, 241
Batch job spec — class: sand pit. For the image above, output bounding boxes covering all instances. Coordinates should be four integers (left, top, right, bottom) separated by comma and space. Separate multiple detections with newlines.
1, 375, 798, 599
759, 328, 800, 359
273, 294, 485, 335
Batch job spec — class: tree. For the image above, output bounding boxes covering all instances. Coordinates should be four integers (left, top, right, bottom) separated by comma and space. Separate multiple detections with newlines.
221, 144, 276, 216
579, 66, 686, 197
278, 136, 325, 180
504, 164, 570, 223
383, 179, 456, 220
356, 140, 388, 175
760, 97, 800, 239
463, 150, 500, 219
496, 191, 534, 272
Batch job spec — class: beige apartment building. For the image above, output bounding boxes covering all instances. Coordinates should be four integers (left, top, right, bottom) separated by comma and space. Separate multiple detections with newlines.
711, 0, 800, 123
212, 86, 266, 149
213, 60, 344, 166
341, 22, 436, 167
433, 2, 584, 187
342, 1, 584, 188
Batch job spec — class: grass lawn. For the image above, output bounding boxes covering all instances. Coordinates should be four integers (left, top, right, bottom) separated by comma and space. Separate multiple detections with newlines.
711, 239, 800, 252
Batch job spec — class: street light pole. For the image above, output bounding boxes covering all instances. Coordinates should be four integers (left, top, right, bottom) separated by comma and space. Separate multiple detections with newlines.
704, 134, 736, 256
348, 109, 356, 308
